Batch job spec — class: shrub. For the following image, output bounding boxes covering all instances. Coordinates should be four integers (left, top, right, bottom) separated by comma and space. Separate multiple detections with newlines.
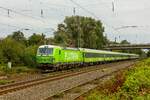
121, 65, 150, 97
1, 38, 25, 65
23, 45, 38, 67
0, 80, 14, 85
86, 59, 150, 100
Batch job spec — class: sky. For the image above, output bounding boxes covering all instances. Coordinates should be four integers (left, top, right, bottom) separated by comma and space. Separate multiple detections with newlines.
0, 0, 150, 44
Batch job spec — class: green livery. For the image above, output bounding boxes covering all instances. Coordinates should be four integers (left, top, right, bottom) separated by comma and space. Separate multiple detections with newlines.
36, 45, 139, 70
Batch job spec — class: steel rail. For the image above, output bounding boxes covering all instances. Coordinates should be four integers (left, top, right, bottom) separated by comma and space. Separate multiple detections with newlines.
0, 60, 137, 96
73, 63, 135, 100
0, 64, 111, 95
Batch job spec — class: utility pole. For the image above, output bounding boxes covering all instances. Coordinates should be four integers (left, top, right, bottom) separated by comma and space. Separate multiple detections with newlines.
115, 37, 117, 43
78, 17, 80, 48
73, 7, 81, 48
119, 35, 120, 42
73, 7, 79, 48
41, 9, 43, 17
136, 34, 138, 44
112, 0, 115, 12
73, 7, 76, 15
8, 9, 10, 17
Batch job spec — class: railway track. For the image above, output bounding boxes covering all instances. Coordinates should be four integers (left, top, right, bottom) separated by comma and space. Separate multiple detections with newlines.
49, 61, 136, 100
0, 61, 127, 96
74, 65, 132, 100
0, 69, 97, 95
0, 60, 137, 100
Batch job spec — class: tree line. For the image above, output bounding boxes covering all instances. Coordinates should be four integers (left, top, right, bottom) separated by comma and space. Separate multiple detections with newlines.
0, 16, 146, 67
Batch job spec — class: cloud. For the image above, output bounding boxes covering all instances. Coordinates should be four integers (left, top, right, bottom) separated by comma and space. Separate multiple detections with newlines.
0, 0, 150, 43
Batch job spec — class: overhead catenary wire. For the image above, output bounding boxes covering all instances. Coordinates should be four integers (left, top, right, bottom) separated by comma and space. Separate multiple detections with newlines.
69, 0, 100, 19
39, 3, 73, 8
68, 0, 116, 30
38, 1, 73, 18
0, 0, 116, 36
0, 22, 36, 34
114, 25, 150, 30
0, 1, 75, 35
0, 22, 45, 30
0, 6, 58, 33
69, 0, 117, 33
0, 22, 29, 29
0, 6, 46, 23
0, 22, 57, 34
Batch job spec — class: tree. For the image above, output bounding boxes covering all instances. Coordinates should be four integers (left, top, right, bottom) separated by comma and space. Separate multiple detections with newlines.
23, 45, 38, 67
147, 50, 150, 57
1, 38, 25, 64
54, 24, 74, 47
8, 31, 26, 45
54, 16, 107, 49
0, 42, 4, 64
28, 33, 45, 46
120, 40, 130, 44
45, 37, 55, 45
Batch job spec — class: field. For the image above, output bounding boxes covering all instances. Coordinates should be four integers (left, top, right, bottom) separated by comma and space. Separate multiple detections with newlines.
84, 58, 150, 100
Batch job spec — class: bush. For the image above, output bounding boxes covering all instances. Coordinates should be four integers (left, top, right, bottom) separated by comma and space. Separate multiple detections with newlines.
86, 59, 150, 100
121, 65, 150, 98
87, 91, 102, 100
1, 38, 25, 65
0, 80, 14, 85
23, 45, 38, 67
0, 38, 39, 68
0, 65, 12, 74
113, 59, 150, 99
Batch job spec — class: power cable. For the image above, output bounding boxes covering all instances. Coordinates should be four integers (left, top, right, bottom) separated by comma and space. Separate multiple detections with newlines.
0, 6, 57, 33
38, 1, 73, 17
69, 0, 99, 19
0, 22, 25, 29
0, 22, 56, 35
0, 6, 46, 23
115, 26, 139, 30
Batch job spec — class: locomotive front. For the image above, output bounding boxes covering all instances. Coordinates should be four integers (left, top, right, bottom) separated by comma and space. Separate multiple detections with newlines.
36, 45, 55, 69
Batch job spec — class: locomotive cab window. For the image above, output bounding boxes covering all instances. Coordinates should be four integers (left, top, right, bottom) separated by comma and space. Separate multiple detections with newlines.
38, 47, 53, 55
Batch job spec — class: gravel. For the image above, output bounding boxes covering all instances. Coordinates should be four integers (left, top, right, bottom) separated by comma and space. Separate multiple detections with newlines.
0, 61, 135, 100
52, 76, 114, 100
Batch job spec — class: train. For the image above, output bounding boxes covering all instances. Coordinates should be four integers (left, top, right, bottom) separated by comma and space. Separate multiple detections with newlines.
36, 45, 139, 70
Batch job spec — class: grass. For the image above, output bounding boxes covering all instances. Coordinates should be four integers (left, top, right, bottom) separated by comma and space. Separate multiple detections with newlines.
12, 66, 39, 74
91, 79, 101, 85
0, 80, 14, 85
84, 58, 150, 100
0, 65, 39, 84
0, 65, 39, 75
53, 92, 64, 98
70, 87, 82, 93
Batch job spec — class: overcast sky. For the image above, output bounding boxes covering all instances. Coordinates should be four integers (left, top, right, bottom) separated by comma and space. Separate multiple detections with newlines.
0, 0, 150, 44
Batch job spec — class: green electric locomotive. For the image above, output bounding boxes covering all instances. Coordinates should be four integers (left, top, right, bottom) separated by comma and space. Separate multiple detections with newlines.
36, 45, 139, 70
36, 45, 83, 70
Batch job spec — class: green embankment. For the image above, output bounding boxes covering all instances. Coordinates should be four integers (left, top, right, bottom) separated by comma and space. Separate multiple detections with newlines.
0, 65, 38, 75
0, 65, 38, 85
86, 59, 150, 100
